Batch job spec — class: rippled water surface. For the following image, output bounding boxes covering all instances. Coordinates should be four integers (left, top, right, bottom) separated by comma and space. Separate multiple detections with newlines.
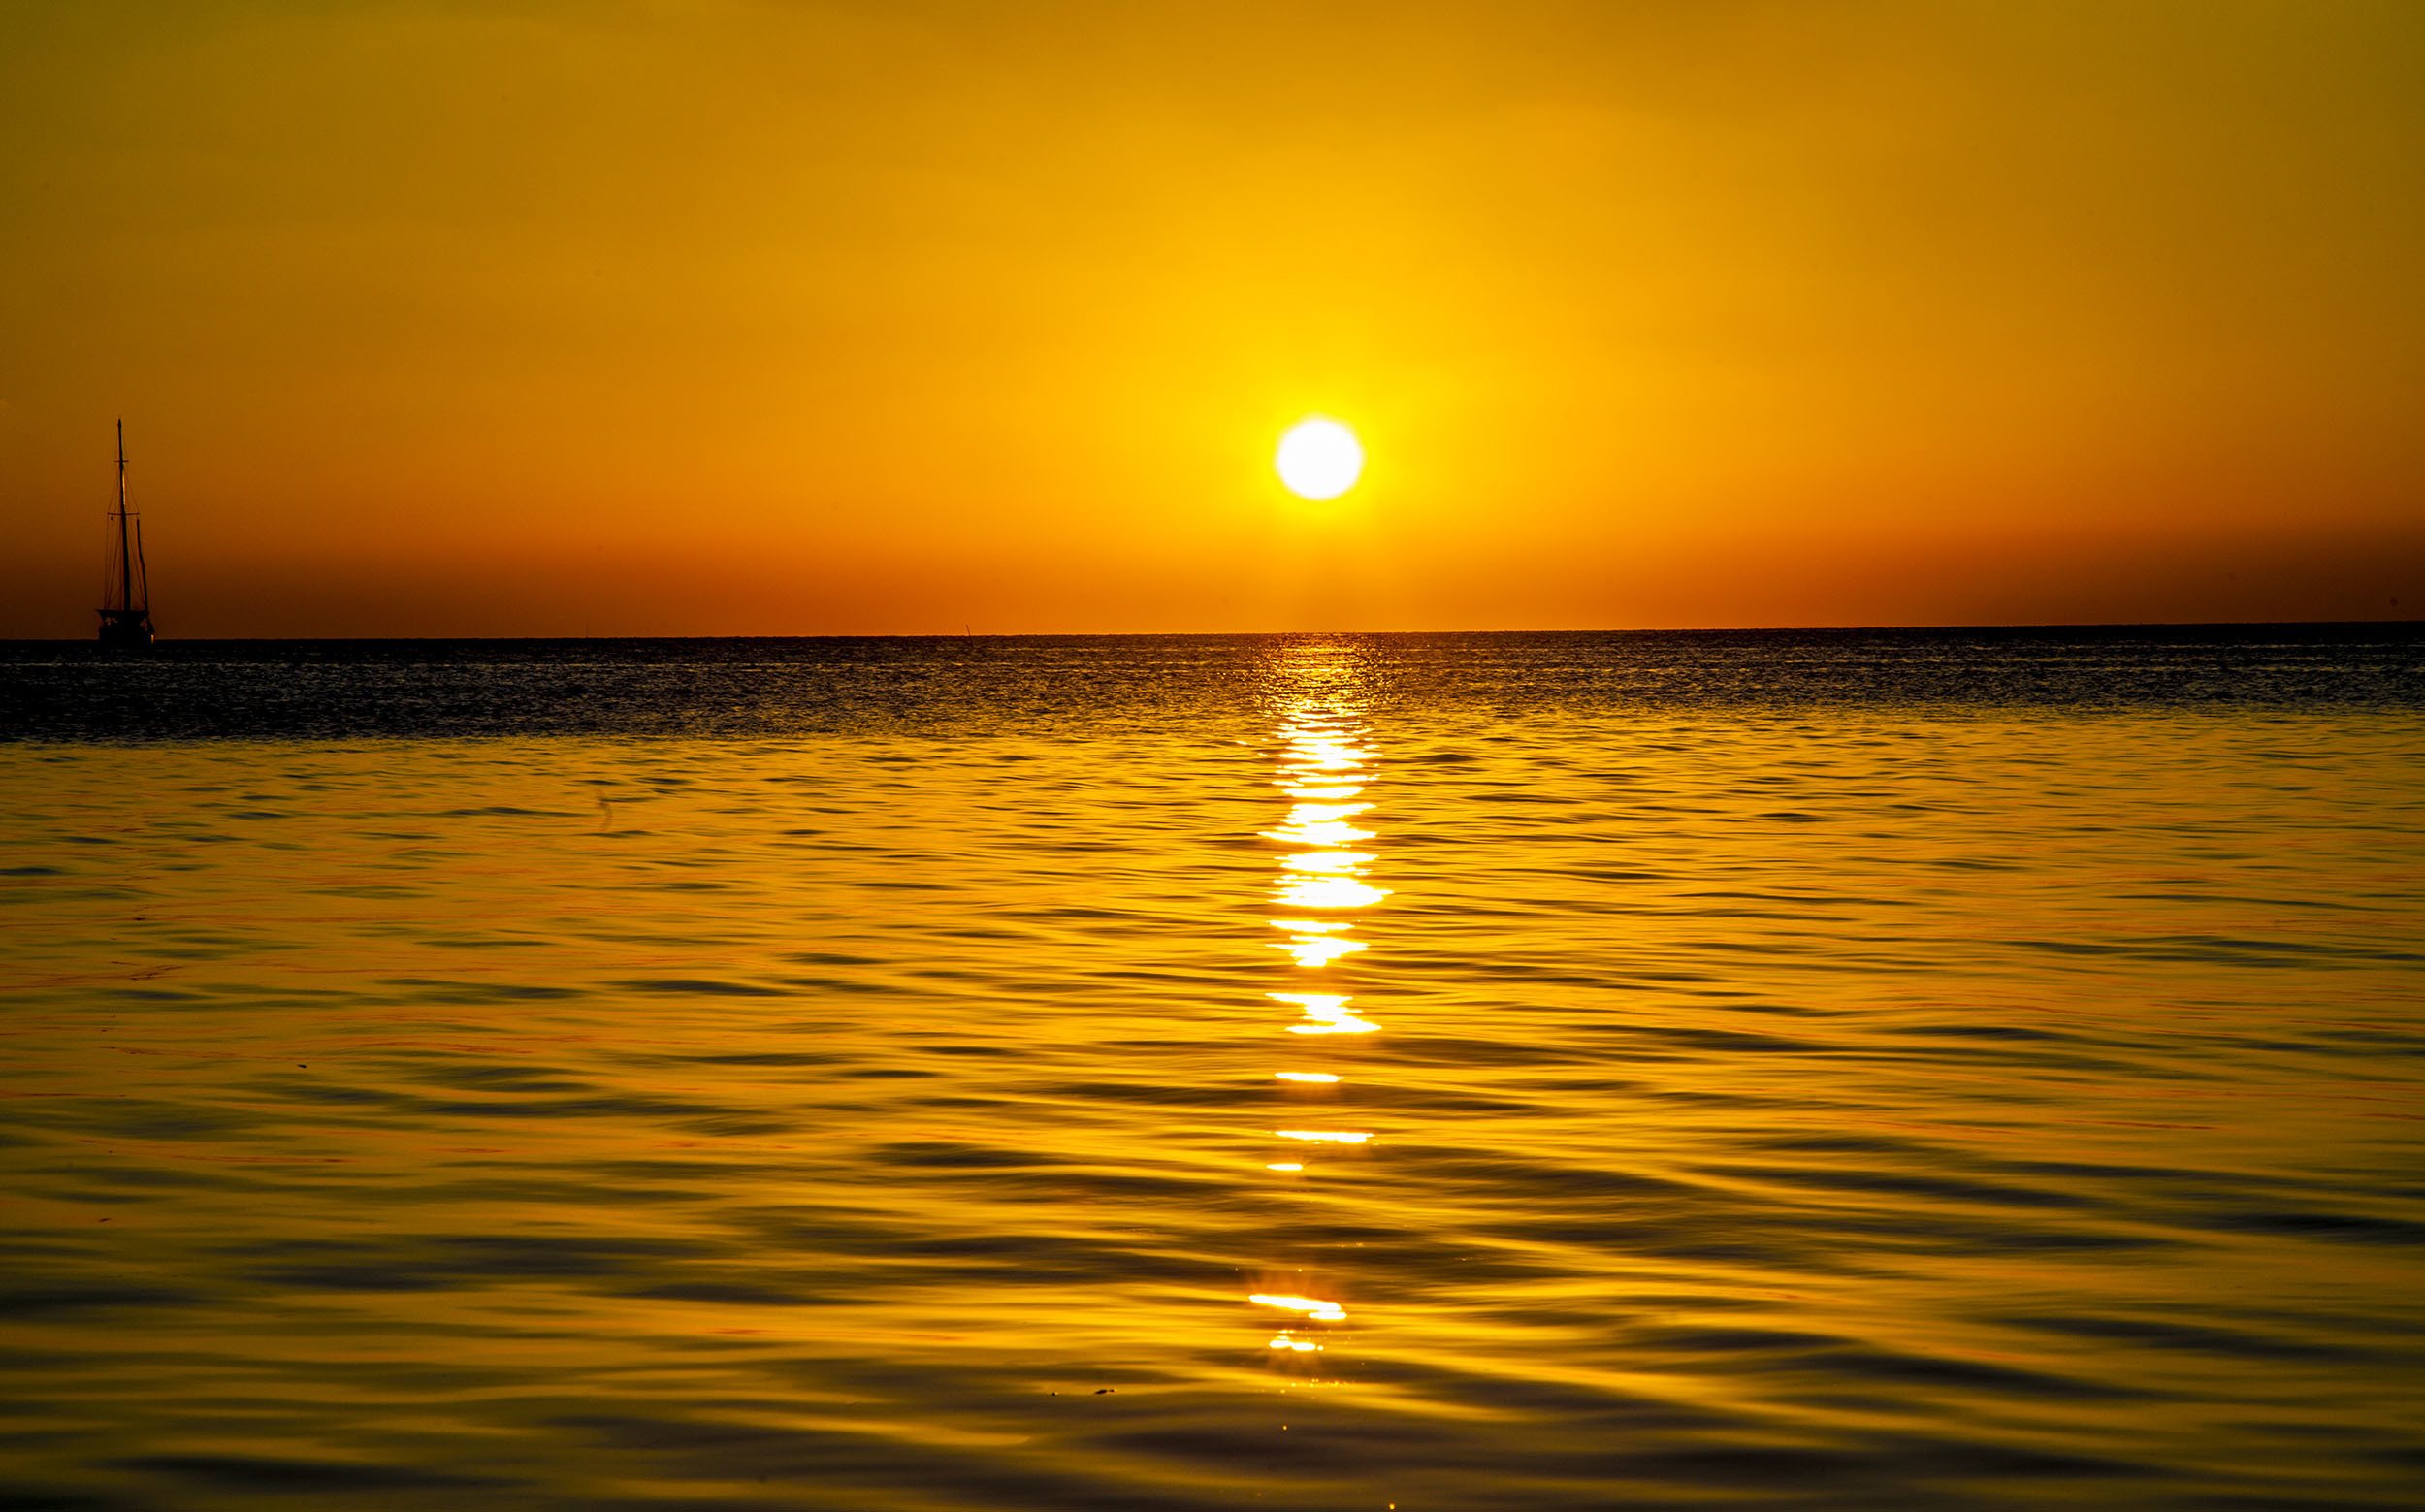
3, 631, 2422, 1509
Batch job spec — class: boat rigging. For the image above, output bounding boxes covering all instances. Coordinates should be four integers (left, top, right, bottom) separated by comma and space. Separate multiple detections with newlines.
98, 419, 155, 647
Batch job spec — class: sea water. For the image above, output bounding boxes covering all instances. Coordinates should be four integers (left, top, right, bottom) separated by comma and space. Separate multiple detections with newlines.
2, 629, 2420, 1509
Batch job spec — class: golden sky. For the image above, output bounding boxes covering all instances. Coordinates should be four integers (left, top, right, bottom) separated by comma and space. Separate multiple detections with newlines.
3, 1, 2420, 635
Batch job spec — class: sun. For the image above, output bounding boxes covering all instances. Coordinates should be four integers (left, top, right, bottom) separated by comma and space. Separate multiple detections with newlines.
1276, 418, 1364, 500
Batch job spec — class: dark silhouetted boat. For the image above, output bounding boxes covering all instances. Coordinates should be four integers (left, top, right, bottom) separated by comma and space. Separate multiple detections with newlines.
98, 420, 155, 648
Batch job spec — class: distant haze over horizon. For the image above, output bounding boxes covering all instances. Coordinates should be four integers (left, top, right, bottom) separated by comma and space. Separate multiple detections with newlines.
4, 1, 2420, 638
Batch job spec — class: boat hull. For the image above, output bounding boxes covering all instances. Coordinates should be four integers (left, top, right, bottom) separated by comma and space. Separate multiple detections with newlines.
97, 611, 154, 648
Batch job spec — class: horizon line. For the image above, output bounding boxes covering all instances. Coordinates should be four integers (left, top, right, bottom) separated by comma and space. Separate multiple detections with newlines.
5, 617, 2420, 645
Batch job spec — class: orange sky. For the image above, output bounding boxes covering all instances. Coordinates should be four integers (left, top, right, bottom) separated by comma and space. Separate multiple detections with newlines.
3, 1, 2420, 636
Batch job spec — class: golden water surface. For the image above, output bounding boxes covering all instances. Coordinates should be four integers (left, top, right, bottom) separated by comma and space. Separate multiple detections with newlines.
2, 641, 2421, 1509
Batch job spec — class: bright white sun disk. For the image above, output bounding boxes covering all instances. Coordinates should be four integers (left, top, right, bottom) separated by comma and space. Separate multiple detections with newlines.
1276, 419, 1364, 500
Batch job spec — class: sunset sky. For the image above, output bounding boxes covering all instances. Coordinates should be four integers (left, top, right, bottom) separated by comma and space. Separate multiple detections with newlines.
4, 0, 2420, 636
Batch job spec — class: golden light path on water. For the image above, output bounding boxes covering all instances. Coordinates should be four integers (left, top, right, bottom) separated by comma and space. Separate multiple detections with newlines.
1253, 654, 1390, 1361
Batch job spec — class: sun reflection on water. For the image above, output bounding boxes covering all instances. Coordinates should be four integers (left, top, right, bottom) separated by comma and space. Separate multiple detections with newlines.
1270, 991, 1380, 1035
1280, 851, 1375, 874
1281, 782, 1364, 800
1251, 1293, 1348, 1323
1276, 877, 1390, 911
1276, 934, 1366, 967
1249, 647, 1389, 1367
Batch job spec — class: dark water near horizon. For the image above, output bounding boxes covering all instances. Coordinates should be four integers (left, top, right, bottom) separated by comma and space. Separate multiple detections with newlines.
3, 629, 2421, 1509
3, 624, 2420, 740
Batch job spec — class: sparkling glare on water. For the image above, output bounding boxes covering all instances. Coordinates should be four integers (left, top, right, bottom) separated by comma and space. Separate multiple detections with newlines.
1, 629, 2422, 1511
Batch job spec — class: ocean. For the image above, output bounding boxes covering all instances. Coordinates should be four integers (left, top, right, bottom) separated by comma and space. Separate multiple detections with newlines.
2, 627, 2420, 1509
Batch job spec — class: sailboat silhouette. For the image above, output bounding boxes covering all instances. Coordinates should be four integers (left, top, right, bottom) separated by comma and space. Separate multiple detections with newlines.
98, 420, 155, 648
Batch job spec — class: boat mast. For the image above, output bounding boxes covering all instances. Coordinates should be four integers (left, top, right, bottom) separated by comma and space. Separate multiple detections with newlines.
115, 419, 134, 614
